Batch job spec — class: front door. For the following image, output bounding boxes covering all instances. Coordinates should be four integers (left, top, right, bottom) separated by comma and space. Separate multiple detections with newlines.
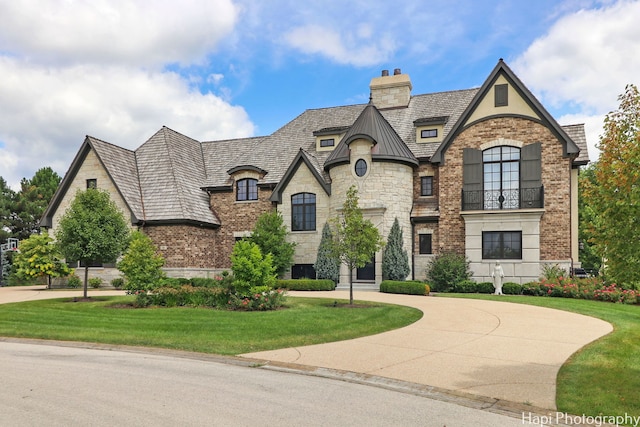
356, 259, 375, 281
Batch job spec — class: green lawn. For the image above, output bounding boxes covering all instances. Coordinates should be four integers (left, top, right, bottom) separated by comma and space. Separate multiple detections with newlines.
442, 293, 640, 418
0, 296, 422, 355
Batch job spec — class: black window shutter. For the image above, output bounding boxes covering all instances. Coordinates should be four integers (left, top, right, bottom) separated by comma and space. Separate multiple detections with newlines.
521, 142, 542, 189
463, 148, 483, 192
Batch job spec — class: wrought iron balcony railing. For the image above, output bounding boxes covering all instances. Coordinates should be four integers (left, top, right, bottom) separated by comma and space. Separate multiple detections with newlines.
462, 186, 544, 211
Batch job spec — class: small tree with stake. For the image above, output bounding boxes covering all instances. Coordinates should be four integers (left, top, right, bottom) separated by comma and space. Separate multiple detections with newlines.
330, 186, 384, 304
56, 189, 129, 298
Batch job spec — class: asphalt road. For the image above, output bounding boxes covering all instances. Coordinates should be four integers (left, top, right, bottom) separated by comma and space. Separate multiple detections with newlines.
0, 341, 526, 427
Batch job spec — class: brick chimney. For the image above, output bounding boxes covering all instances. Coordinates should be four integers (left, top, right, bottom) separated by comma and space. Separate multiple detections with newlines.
369, 68, 412, 109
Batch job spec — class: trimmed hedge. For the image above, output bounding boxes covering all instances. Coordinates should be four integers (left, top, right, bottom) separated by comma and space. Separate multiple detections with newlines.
276, 279, 336, 291
502, 282, 522, 295
380, 280, 430, 296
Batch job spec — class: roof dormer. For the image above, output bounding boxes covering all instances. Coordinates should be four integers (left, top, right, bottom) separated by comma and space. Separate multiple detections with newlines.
414, 116, 448, 144
313, 126, 349, 152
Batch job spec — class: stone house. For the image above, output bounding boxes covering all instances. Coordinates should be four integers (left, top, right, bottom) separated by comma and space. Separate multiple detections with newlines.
41, 60, 588, 286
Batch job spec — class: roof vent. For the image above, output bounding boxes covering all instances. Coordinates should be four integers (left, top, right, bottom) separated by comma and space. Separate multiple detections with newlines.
381, 70, 389, 77
394, 68, 401, 75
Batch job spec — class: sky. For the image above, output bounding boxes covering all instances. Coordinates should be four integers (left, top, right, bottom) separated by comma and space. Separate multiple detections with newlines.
1, 0, 639, 190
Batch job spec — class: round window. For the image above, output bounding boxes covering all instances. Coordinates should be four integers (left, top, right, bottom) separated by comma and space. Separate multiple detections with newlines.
354, 159, 367, 177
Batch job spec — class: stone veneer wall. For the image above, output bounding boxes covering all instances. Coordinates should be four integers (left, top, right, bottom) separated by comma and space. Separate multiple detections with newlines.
276, 163, 331, 270
51, 149, 133, 231
329, 139, 415, 284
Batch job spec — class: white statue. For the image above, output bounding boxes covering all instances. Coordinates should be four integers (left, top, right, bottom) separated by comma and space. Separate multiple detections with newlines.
491, 261, 505, 295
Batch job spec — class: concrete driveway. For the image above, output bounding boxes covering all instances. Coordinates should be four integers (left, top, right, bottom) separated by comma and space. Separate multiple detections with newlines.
242, 290, 613, 410
1, 286, 612, 410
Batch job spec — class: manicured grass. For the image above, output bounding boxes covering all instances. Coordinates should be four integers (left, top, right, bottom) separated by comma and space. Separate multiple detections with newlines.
441, 293, 640, 418
0, 296, 422, 355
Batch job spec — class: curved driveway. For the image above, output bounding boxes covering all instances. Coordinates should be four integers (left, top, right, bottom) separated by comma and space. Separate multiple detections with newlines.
1, 286, 612, 410
243, 290, 612, 410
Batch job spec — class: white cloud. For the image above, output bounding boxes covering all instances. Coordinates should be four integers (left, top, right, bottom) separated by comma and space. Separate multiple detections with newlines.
0, 58, 254, 189
0, 0, 238, 67
514, 0, 640, 159
284, 24, 396, 67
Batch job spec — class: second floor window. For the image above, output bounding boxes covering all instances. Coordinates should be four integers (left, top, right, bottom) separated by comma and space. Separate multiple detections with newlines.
483, 146, 520, 209
420, 176, 433, 196
236, 178, 258, 201
292, 192, 316, 231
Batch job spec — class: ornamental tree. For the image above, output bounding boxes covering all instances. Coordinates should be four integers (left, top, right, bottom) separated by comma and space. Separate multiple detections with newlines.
117, 231, 165, 293
13, 229, 70, 288
231, 240, 276, 296
330, 186, 384, 304
583, 84, 640, 286
56, 189, 130, 298
382, 217, 410, 281
247, 210, 295, 278
314, 222, 339, 283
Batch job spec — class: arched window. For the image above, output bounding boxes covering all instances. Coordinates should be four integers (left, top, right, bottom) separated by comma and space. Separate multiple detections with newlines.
483, 146, 520, 209
291, 193, 316, 231
236, 178, 258, 201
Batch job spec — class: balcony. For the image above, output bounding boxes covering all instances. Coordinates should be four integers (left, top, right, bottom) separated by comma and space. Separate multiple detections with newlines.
462, 186, 544, 211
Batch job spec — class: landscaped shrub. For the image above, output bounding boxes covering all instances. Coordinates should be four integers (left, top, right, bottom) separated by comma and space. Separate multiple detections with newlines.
522, 281, 543, 296
117, 231, 166, 293
231, 240, 276, 296
89, 277, 102, 288
382, 218, 410, 281
502, 282, 522, 295
453, 280, 477, 293
426, 253, 471, 292
476, 282, 495, 294
151, 285, 229, 308
67, 274, 82, 288
380, 280, 429, 295
314, 222, 339, 283
190, 277, 221, 288
276, 279, 335, 291
518, 276, 639, 304
226, 288, 287, 311
111, 278, 124, 289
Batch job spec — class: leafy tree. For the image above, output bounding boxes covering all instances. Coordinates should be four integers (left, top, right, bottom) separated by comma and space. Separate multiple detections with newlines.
583, 84, 640, 287
117, 231, 165, 293
56, 189, 130, 298
12, 229, 70, 288
231, 240, 276, 296
0, 177, 15, 244
382, 217, 410, 281
577, 164, 602, 273
330, 186, 384, 304
11, 167, 61, 240
426, 252, 471, 292
314, 222, 339, 283
247, 210, 295, 278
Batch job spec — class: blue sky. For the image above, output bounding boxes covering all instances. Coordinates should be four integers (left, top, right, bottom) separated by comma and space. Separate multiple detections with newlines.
1, 0, 639, 189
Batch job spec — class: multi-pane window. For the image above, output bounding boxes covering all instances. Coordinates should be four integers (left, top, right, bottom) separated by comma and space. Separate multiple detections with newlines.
320, 138, 335, 147
354, 159, 367, 177
421, 129, 438, 138
483, 146, 520, 209
291, 264, 316, 279
292, 193, 316, 231
236, 178, 258, 201
420, 176, 433, 196
419, 234, 432, 254
482, 231, 522, 259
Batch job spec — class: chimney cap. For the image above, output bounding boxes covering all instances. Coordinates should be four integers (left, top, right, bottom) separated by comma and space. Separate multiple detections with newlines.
381, 70, 389, 77
394, 68, 402, 75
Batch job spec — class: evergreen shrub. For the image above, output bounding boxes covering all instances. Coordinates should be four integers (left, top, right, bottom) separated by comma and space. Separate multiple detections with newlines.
380, 280, 429, 295
276, 279, 335, 291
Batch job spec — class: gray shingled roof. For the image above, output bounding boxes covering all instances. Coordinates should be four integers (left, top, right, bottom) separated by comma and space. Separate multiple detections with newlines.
324, 103, 418, 169
135, 126, 219, 226
562, 124, 590, 164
